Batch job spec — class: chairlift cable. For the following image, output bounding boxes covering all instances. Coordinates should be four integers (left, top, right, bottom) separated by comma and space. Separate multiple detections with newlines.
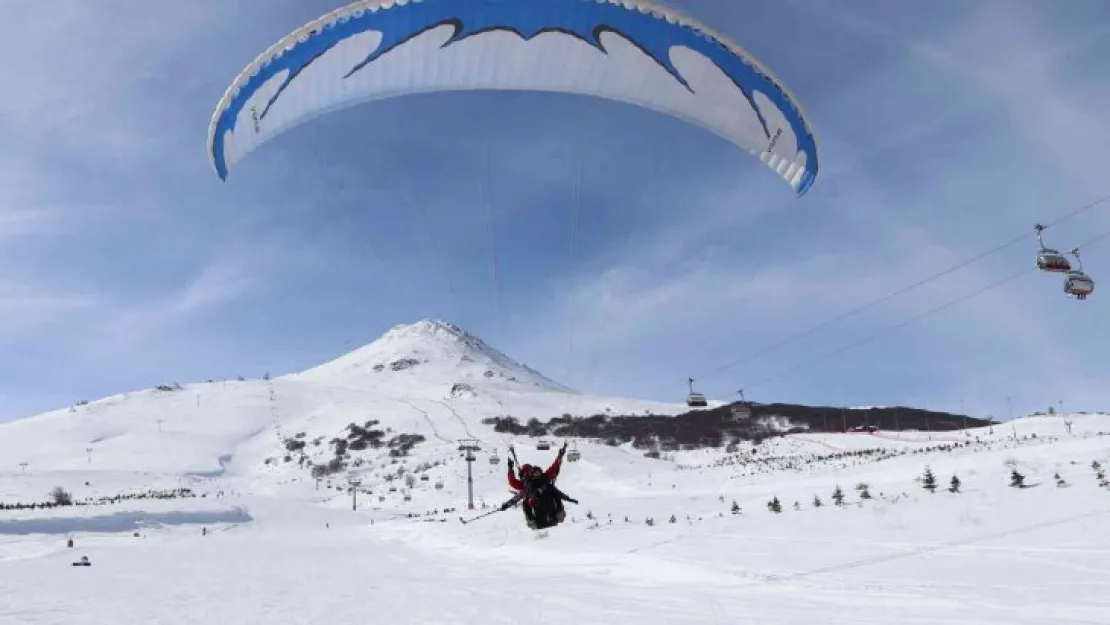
689, 191, 1110, 387
739, 225, 1110, 395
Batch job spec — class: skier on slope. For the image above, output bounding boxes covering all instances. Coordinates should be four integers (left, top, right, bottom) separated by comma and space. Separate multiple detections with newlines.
501, 443, 578, 529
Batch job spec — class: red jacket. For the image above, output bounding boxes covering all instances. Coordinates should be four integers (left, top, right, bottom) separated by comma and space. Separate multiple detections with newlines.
508, 451, 564, 491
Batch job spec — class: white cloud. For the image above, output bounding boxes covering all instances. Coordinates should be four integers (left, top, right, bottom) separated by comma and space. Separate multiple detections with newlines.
0, 282, 98, 340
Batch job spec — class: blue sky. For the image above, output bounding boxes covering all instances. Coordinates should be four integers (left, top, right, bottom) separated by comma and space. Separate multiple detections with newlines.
1, 0, 1109, 423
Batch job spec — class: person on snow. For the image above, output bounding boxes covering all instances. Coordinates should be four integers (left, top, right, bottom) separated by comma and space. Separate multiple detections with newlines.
502, 443, 578, 529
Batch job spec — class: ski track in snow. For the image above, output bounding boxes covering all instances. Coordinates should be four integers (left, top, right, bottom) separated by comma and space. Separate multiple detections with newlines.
2, 321, 1110, 624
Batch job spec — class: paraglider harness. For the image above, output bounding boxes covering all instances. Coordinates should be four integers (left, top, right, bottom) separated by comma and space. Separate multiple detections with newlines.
501, 445, 577, 530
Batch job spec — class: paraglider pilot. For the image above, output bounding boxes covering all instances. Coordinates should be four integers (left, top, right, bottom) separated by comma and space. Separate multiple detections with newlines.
501, 442, 578, 529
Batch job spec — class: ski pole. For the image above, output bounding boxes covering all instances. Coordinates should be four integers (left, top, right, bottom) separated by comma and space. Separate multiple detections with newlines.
508, 445, 522, 480
459, 508, 502, 525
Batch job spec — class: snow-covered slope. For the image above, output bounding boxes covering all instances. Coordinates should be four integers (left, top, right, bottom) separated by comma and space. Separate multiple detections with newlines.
0, 319, 689, 476
2, 319, 1109, 624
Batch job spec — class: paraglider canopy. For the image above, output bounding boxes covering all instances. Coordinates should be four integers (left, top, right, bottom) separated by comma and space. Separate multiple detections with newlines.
207, 0, 820, 195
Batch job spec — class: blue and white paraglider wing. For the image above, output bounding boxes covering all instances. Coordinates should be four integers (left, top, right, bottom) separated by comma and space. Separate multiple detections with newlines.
207, 0, 820, 195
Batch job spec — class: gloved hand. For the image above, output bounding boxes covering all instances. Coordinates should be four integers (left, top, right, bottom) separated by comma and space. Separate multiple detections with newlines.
500, 501, 513, 511
507, 458, 514, 470
559, 441, 568, 455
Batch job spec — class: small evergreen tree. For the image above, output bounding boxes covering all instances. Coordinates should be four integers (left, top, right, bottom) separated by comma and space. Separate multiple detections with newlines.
731, 500, 741, 515
813, 495, 823, 508
793, 501, 801, 511
1055, 471, 1068, 487
922, 466, 937, 493
767, 496, 782, 513
1093, 460, 1103, 472
832, 485, 845, 506
1010, 469, 1025, 488
856, 482, 872, 499
669, 514, 677, 524
948, 475, 961, 493
49, 487, 73, 506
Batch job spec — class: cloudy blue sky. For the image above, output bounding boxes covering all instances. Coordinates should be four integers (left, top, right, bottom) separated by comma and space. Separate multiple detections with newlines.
1, 0, 1108, 423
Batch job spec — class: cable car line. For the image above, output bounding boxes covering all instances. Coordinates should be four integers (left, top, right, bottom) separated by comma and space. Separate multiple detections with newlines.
737, 225, 1110, 395
687, 191, 1110, 388
745, 267, 1035, 395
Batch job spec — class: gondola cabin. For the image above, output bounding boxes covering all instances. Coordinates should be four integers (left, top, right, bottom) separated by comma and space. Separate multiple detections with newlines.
434, 481, 444, 490
419, 474, 430, 482
1038, 249, 1071, 272
567, 448, 581, 462
536, 440, 552, 451
1065, 271, 1095, 299
489, 453, 500, 465
686, 392, 708, 408
731, 404, 751, 420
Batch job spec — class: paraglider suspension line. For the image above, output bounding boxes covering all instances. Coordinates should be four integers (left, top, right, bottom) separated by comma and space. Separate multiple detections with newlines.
564, 151, 584, 391
483, 148, 504, 347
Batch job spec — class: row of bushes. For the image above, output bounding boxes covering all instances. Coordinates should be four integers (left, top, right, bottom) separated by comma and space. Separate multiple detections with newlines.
482, 403, 990, 451
0, 487, 198, 511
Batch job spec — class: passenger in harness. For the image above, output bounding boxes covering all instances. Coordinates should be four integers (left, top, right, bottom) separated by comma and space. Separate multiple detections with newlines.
501, 443, 578, 529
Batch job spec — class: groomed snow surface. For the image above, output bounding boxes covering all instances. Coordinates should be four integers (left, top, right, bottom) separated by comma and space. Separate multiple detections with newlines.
2, 321, 1109, 624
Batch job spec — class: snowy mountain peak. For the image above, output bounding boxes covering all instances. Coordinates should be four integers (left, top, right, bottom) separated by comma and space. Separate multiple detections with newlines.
293, 318, 573, 394
380, 319, 491, 350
